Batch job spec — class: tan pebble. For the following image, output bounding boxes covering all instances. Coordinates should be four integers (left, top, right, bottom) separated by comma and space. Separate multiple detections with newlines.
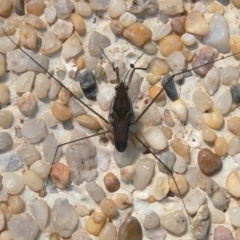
26, 0, 45, 16
19, 24, 37, 49
170, 99, 188, 122
202, 128, 217, 142
170, 174, 189, 195
163, 109, 175, 127
226, 169, 240, 197
228, 136, 240, 155
185, 11, 209, 35
0, 110, 13, 129
23, 169, 44, 192
181, 48, 194, 63
192, 90, 213, 112
99, 222, 117, 240
0, 203, 11, 221
50, 233, 60, 240
100, 198, 118, 218
0, 212, 4, 232
123, 22, 152, 47
76, 56, 85, 70
76, 205, 90, 217
170, 138, 191, 163
228, 116, 240, 137
148, 86, 165, 100
232, 0, 240, 8
8, 194, 24, 214
0, 53, 6, 77
70, 13, 86, 35
159, 34, 183, 57
16, 92, 37, 116
162, 126, 173, 140
231, 102, 238, 112
50, 162, 70, 189
204, 112, 224, 130
110, 20, 124, 35
76, 114, 101, 130
120, 165, 135, 181
0, 84, 9, 105
112, 193, 132, 210
58, 88, 70, 104
146, 74, 161, 85
0, 0, 12, 18
85, 212, 106, 236
208, 1, 224, 14
214, 137, 228, 157
229, 36, 240, 60
148, 195, 157, 203
103, 172, 120, 192
51, 102, 72, 121
0, 230, 12, 240
149, 58, 170, 75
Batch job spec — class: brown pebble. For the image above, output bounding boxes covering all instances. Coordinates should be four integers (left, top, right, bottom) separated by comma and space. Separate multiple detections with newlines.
232, 0, 240, 8
8, 194, 24, 214
229, 36, 240, 60
0, 84, 10, 105
58, 88, 70, 105
50, 162, 70, 189
118, 215, 142, 240
51, 102, 72, 121
85, 212, 106, 236
0, 0, 13, 18
100, 197, 118, 219
227, 116, 240, 137
159, 34, 183, 57
148, 195, 157, 203
103, 172, 120, 192
110, 20, 124, 35
162, 126, 173, 140
123, 22, 152, 47
163, 109, 175, 127
26, 0, 45, 16
19, 24, 37, 49
170, 138, 191, 163
76, 114, 101, 130
76, 56, 85, 70
198, 148, 222, 176
148, 86, 165, 100
70, 13, 86, 35
171, 16, 186, 35
202, 128, 217, 143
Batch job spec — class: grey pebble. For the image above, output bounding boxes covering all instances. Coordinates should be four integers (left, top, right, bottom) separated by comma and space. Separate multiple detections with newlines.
0, 132, 13, 153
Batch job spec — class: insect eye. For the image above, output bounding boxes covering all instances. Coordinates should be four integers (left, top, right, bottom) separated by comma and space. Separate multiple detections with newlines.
125, 86, 129, 91
115, 86, 119, 91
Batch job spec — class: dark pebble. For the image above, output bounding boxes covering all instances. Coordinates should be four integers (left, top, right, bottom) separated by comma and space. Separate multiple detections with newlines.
198, 148, 222, 176
171, 16, 186, 35
162, 74, 178, 101
79, 70, 98, 100
230, 81, 240, 103
15, 0, 25, 16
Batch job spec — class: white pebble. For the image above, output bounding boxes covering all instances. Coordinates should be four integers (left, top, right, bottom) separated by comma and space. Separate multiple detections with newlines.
30, 160, 51, 179
193, 2, 207, 14
16, 92, 37, 116
43, 112, 57, 128
170, 98, 188, 121
2, 172, 24, 194
181, 33, 196, 46
108, 0, 127, 18
188, 107, 206, 130
203, 67, 221, 95
74, 2, 92, 17
23, 169, 44, 192
173, 157, 187, 174
166, 51, 185, 71
44, 6, 56, 24
96, 147, 111, 172
228, 136, 240, 156
51, 19, 73, 40
221, 66, 240, 85
229, 206, 240, 227
119, 12, 137, 27
15, 71, 35, 93
97, 85, 115, 111
152, 24, 171, 41
34, 73, 50, 99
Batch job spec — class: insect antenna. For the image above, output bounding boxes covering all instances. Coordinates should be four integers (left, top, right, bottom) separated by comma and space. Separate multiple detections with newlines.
2, 27, 109, 124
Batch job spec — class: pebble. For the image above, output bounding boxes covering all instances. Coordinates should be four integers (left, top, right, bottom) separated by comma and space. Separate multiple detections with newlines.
128, 0, 159, 14
193, 2, 207, 13
31, 199, 49, 229
204, 112, 224, 130
152, 24, 172, 41
34, 73, 50, 98
170, 98, 187, 121
18, 143, 41, 165
228, 136, 240, 155
192, 90, 213, 112
1, 202, 12, 221
0, 150, 23, 172
89, 0, 109, 11
209, 1, 224, 13
184, 188, 206, 215
203, 67, 221, 95
0, 54, 5, 77
186, 167, 200, 188
14, 0, 24, 15
228, 206, 240, 227
233, 0, 240, 8
76, 56, 85, 70
205, 176, 219, 194
236, 229, 240, 240
40, 31, 62, 55
214, 137, 228, 156
74, 1, 92, 17
209, 205, 225, 224
85, 212, 106, 236
161, 0, 184, 15
15, 71, 34, 93
16, 92, 37, 116
163, 109, 175, 127
230, 81, 240, 103
188, 107, 206, 130
166, 51, 185, 71
96, 147, 111, 172
162, 126, 173, 139
150, 173, 169, 201
203, 14, 229, 53
21, 118, 47, 144
158, 151, 176, 174
51, 102, 72, 121
141, 126, 168, 151
149, 58, 170, 75
170, 138, 191, 163
119, 12, 137, 27
99, 222, 117, 240
181, 33, 196, 46
146, 74, 161, 85
0, 84, 9, 105
26, 0, 45, 16
97, 85, 115, 111
185, 11, 209, 35
173, 157, 187, 174
181, 48, 194, 62
159, 34, 183, 57
22, 14, 46, 29
50, 162, 70, 189
133, 158, 155, 190
226, 169, 240, 197
23, 169, 43, 192
192, 46, 216, 76
103, 172, 120, 192
143, 211, 160, 229
198, 148, 222, 176
118, 215, 142, 240
53, 0, 73, 19
110, 20, 124, 35
143, 41, 158, 55
51, 19, 73, 40
0, 110, 13, 129
120, 165, 135, 181
79, 70, 98, 100
0, 132, 13, 153
48, 79, 61, 100
191, 205, 211, 240
86, 181, 106, 203
211, 187, 230, 209
171, 16, 186, 35
170, 173, 188, 195
18, 23, 37, 50
76, 205, 90, 217
123, 23, 152, 47
112, 193, 132, 210
76, 115, 101, 130
100, 197, 118, 218
44, 6, 56, 24
0, 0, 12, 18
227, 116, 240, 137
2, 172, 24, 194
8, 213, 39, 240
0, 35, 19, 55
30, 160, 51, 179
108, 0, 127, 18
160, 211, 186, 235
43, 112, 57, 128
68, 97, 86, 117
51, 198, 78, 238
214, 226, 234, 240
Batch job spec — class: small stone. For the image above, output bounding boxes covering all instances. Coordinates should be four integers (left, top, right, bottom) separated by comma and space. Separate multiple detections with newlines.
204, 112, 224, 130
44, 6, 56, 24
230, 81, 240, 103
158, 151, 176, 173
53, 0, 73, 19
8, 213, 39, 240
8, 194, 24, 215
198, 148, 222, 176
110, 20, 124, 35
34, 73, 50, 98
143, 41, 158, 55
149, 58, 170, 75
173, 157, 187, 174
18, 143, 41, 165
47, 79, 61, 100
188, 107, 206, 130
40, 31, 61, 55
86, 181, 106, 203
2, 172, 24, 194
118, 215, 142, 240
0, 110, 13, 129
30, 160, 51, 179
68, 97, 86, 117
143, 211, 160, 230
23, 169, 43, 192
181, 48, 194, 62
16, 92, 37, 116
120, 165, 135, 181
152, 24, 171, 41
76, 115, 101, 131
163, 109, 175, 127
76, 205, 90, 217
192, 90, 213, 112
227, 116, 240, 137
159, 34, 183, 57
160, 211, 186, 235
169, 98, 187, 122
103, 172, 120, 192
100, 198, 118, 218
96, 84, 115, 111
202, 128, 217, 143
22, 14, 46, 29
228, 136, 240, 155
0, 35, 19, 55
84, 56, 98, 71
232, 0, 240, 8
226, 169, 240, 197
128, 0, 158, 14
211, 187, 230, 209
85, 212, 106, 236
18, 24, 37, 50
193, 2, 207, 13
99, 222, 117, 240
161, 0, 184, 15
229, 207, 240, 227
0, 211, 4, 232
15, 71, 34, 93
0, 132, 13, 153
108, 0, 127, 18
74, 1, 92, 16
51, 102, 72, 121
214, 226, 234, 240
51, 19, 73, 40
26, 0, 45, 16
170, 174, 189, 196
51, 198, 78, 238
203, 67, 221, 95
166, 51, 185, 71
191, 205, 211, 240
0, 54, 5, 77
43, 112, 57, 128
0, 0, 13, 18
214, 137, 228, 156
208, 1, 224, 14
186, 167, 200, 188
162, 126, 173, 139
112, 193, 132, 210
170, 138, 191, 163
171, 16, 186, 35
0, 202, 11, 221
119, 12, 137, 27
181, 33, 196, 46
76, 57, 85, 70
0, 84, 9, 105
192, 46, 216, 76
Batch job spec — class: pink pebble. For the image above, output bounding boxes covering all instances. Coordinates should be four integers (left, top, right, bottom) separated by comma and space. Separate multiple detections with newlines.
214, 226, 234, 240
